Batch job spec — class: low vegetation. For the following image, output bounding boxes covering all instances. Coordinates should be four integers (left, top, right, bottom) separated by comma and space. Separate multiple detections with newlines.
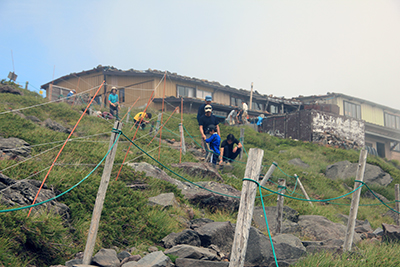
0, 80, 400, 266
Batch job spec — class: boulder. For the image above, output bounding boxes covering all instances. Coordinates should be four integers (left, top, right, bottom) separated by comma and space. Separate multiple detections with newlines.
164, 244, 219, 261
0, 137, 31, 157
195, 221, 235, 255
125, 162, 191, 191
121, 251, 173, 267
148, 192, 178, 208
336, 214, 373, 233
325, 160, 392, 186
288, 158, 310, 168
162, 229, 201, 248
183, 181, 240, 211
0, 174, 70, 218
120, 255, 141, 266
26, 115, 41, 123
0, 84, 23, 95
171, 162, 224, 182
189, 218, 214, 230
44, 118, 72, 134
117, 251, 131, 261
92, 248, 120, 267
175, 258, 228, 267
362, 190, 389, 203
252, 206, 299, 234
382, 223, 400, 243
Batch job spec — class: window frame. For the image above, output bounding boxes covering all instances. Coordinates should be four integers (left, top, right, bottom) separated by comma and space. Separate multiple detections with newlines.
384, 112, 400, 129
177, 85, 195, 98
343, 100, 361, 119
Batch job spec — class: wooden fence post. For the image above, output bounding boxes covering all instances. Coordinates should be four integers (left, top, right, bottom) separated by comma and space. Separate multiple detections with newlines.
276, 178, 286, 234
179, 123, 186, 155
240, 128, 245, 160
396, 184, 400, 226
343, 148, 368, 252
153, 113, 162, 136
295, 174, 313, 207
229, 148, 264, 267
82, 121, 122, 264
259, 162, 277, 187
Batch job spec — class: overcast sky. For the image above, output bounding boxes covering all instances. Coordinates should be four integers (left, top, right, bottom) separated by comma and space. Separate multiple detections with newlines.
1, 0, 400, 110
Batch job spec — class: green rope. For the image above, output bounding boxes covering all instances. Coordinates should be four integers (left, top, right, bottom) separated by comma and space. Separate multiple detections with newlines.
0, 131, 121, 213
243, 178, 279, 267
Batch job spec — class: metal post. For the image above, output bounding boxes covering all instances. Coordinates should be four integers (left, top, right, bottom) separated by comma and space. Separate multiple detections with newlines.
276, 179, 286, 234
229, 148, 264, 267
83, 121, 122, 264
343, 148, 368, 252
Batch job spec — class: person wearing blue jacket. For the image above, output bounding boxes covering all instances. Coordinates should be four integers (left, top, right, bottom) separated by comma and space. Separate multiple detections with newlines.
205, 124, 221, 165
108, 87, 120, 119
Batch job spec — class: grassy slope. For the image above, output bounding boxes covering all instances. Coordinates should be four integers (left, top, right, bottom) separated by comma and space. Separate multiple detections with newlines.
1, 80, 400, 266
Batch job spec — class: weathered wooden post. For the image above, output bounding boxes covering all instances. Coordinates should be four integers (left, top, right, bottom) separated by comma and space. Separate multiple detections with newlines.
276, 178, 286, 234
396, 184, 400, 226
82, 121, 122, 264
259, 162, 277, 187
343, 148, 368, 252
179, 123, 186, 155
295, 174, 313, 207
239, 128, 245, 160
153, 113, 162, 136
229, 148, 264, 267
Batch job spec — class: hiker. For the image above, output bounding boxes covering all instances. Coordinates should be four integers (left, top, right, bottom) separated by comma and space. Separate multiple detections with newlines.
108, 87, 120, 119
242, 102, 248, 123
226, 108, 238, 125
197, 95, 213, 124
66, 89, 76, 103
219, 133, 242, 165
257, 114, 265, 133
198, 105, 220, 158
205, 124, 221, 165
236, 108, 243, 124
133, 112, 152, 129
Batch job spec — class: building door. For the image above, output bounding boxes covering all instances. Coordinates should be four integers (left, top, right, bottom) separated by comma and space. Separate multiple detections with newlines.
377, 142, 385, 158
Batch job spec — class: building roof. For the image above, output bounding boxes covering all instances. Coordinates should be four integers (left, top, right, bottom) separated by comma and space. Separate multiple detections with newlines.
295, 92, 400, 114
41, 65, 302, 105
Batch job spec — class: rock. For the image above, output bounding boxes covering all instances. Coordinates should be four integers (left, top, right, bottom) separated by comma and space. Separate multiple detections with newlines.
0, 84, 23, 95
92, 248, 120, 267
65, 259, 82, 267
252, 206, 299, 234
164, 244, 219, 261
0, 174, 70, 218
121, 251, 173, 267
187, 148, 204, 158
0, 137, 31, 157
183, 181, 240, 211
125, 162, 191, 191
373, 227, 384, 236
44, 118, 72, 134
189, 218, 214, 230
170, 162, 224, 182
382, 223, 400, 242
363, 190, 389, 203
288, 158, 310, 168
148, 192, 178, 208
148, 246, 158, 253
120, 255, 141, 266
336, 214, 373, 233
26, 115, 41, 123
325, 160, 392, 186
161, 229, 201, 248
117, 251, 131, 261
195, 221, 235, 255
175, 258, 228, 267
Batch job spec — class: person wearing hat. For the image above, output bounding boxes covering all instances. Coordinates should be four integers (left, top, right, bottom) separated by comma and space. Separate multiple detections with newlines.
197, 95, 213, 124
108, 87, 120, 119
198, 104, 220, 158
66, 89, 76, 103
257, 113, 265, 133
205, 124, 221, 165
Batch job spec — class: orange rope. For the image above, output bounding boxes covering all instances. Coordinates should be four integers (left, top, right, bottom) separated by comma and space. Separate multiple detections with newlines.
27, 81, 105, 217
115, 91, 154, 181
158, 72, 166, 160
147, 107, 179, 146
120, 97, 140, 121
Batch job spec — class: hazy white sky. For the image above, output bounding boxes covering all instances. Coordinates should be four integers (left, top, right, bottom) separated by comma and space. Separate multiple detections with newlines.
1, 0, 400, 110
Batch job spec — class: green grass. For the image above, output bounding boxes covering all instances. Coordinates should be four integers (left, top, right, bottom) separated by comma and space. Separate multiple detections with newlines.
1, 80, 400, 266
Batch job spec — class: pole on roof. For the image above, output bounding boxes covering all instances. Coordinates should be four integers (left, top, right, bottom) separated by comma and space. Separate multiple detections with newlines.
249, 82, 253, 111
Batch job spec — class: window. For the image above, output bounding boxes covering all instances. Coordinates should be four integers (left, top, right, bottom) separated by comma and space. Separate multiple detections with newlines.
231, 97, 243, 107
197, 89, 211, 100
384, 113, 400, 129
391, 142, 400, 152
252, 102, 263, 111
119, 88, 125, 103
177, 85, 195, 97
344, 101, 361, 119
270, 105, 278, 114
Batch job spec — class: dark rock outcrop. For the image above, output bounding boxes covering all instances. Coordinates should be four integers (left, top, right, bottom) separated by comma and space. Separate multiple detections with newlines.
44, 118, 72, 134
0, 137, 31, 158
171, 162, 224, 182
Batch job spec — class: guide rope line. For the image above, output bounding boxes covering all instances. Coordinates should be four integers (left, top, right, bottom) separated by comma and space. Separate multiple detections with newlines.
0, 131, 121, 213
243, 178, 279, 266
